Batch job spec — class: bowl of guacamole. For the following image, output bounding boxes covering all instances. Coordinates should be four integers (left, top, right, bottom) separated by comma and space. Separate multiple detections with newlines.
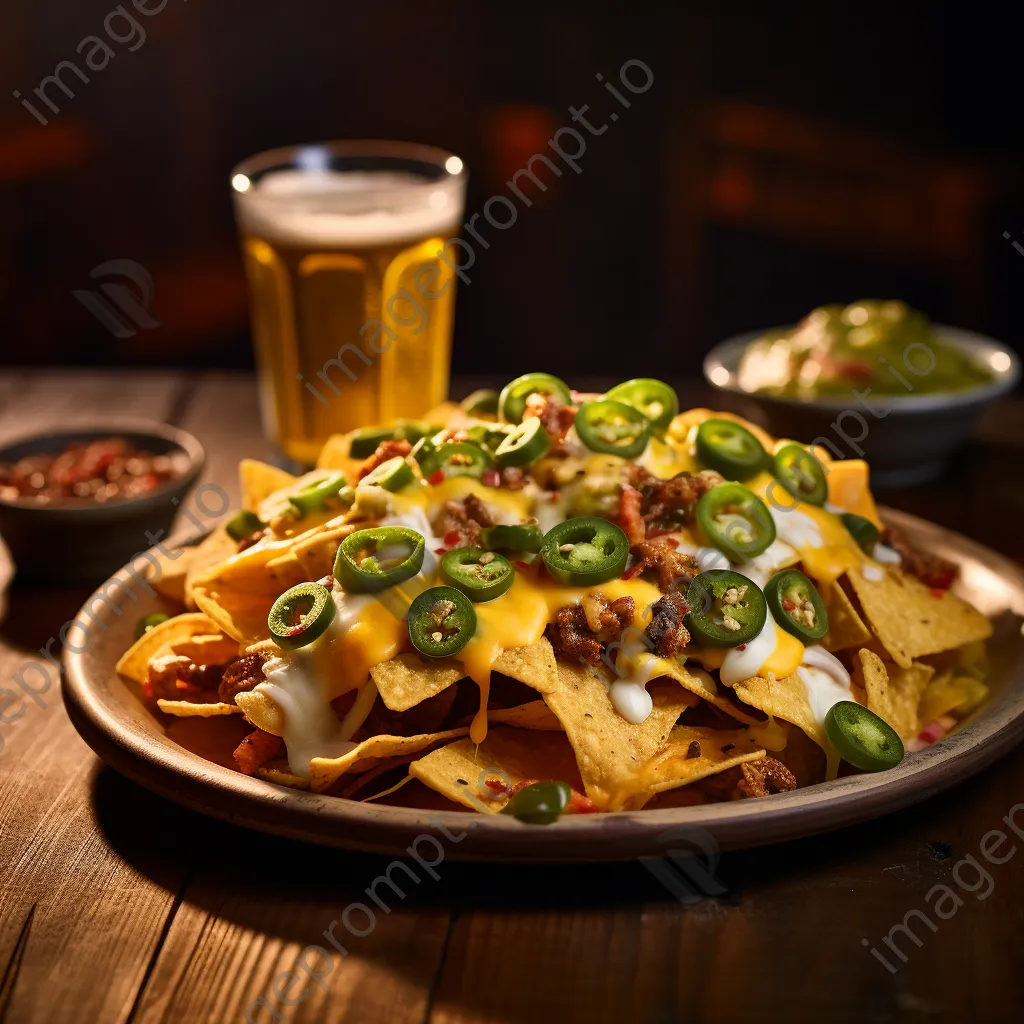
704, 300, 1019, 487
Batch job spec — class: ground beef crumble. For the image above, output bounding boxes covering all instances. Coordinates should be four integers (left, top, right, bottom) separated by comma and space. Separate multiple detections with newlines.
146, 655, 226, 701
628, 540, 699, 593
546, 594, 635, 665
217, 654, 266, 705
433, 493, 495, 548
645, 590, 690, 657
357, 439, 413, 480
884, 526, 958, 590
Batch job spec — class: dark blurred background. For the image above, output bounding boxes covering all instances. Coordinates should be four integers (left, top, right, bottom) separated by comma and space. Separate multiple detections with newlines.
1, 0, 1022, 378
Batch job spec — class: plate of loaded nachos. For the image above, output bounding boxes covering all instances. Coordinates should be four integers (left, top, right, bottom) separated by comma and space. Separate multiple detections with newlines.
63, 374, 1024, 858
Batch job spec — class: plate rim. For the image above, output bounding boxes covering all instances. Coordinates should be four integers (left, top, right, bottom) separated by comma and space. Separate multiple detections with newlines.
62, 507, 1024, 861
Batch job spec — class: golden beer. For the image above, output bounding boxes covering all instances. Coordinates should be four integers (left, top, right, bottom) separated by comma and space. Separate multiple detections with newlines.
232, 143, 467, 466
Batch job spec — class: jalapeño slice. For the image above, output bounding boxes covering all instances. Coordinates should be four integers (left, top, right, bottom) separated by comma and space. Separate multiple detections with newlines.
695, 419, 768, 480
461, 388, 500, 417
684, 569, 767, 648
420, 441, 494, 481
841, 512, 880, 554
764, 569, 828, 642
268, 582, 336, 650
772, 443, 828, 506
408, 585, 477, 657
134, 612, 169, 640
696, 483, 776, 563
502, 781, 571, 825
825, 701, 905, 772
575, 400, 651, 459
498, 372, 572, 423
494, 417, 550, 467
334, 526, 425, 593
441, 547, 514, 602
540, 517, 629, 586
605, 378, 679, 433
349, 426, 395, 459
410, 433, 439, 467
225, 509, 266, 542
360, 455, 414, 492
288, 473, 351, 516
483, 523, 544, 553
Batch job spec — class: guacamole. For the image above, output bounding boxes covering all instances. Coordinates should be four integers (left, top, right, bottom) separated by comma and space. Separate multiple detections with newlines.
737, 300, 992, 399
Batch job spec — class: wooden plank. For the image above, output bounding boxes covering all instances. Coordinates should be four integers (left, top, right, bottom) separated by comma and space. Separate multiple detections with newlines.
426, 744, 1024, 1023
0, 371, 192, 1023
174, 373, 270, 511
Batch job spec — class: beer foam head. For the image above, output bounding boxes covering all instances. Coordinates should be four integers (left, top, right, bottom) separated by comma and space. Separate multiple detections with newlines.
234, 169, 465, 248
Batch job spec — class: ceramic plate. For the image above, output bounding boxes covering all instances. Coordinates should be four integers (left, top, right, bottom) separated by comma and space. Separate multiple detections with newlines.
63, 508, 1024, 861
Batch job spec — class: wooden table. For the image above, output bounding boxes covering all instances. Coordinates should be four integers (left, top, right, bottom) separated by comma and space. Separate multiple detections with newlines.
1, 371, 1023, 1024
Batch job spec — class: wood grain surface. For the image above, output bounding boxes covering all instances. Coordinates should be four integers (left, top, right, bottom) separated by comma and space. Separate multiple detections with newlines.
2, 371, 1023, 1024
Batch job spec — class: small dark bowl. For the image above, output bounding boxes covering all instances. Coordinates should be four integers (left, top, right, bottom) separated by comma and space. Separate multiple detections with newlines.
0, 421, 205, 586
704, 325, 1020, 488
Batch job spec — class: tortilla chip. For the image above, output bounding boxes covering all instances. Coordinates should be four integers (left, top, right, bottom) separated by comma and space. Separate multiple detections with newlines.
409, 727, 584, 813
488, 701, 563, 731
169, 633, 240, 664
317, 433, 364, 480
239, 459, 297, 510
183, 527, 240, 608
492, 639, 560, 694
191, 582, 277, 644
856, 648, 933, 739
234, 688, 285, 736
291, 523, 356, 581
309, 728, 469, 793
731, 672, 829, 750
157, 699, 242, 717
822, 580, 873, 652
371, 654, 465, 712
116, 612, 223, 684
640, 654, 763, 725
257, 763, 310, 790
842, 566, 992, 669
542, 660, 696, 811
629, 725, 767, 809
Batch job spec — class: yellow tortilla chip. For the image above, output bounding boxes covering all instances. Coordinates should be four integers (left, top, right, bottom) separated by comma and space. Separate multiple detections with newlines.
116, 612, 223, 684
317, 433, 364, 480
856, 649, 933, 739
409, 727, 584, 812
309, 728, 469, 793
822, 580, 873, 652
488, 701, 563, 730
291, 523, 356, 581
843, 566, 992, 669
169, 633, 240, 664
156, 699, 242, 717
542, 660, 696, 811
257, 763, 310, 790
731, 672, 829, 751
630, 725, 767, 809
183, 527, 239, 608
371, 654, 465, 712
191, 582, 277, 644
239, 459, 297, 511
234, 688, 285, 736
639, 654, 763, 726
492, 639, 559, 694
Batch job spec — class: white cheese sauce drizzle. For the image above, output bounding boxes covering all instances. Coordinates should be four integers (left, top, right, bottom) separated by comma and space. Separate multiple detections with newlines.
719, 608, 780, 687
797, 645, 852, 726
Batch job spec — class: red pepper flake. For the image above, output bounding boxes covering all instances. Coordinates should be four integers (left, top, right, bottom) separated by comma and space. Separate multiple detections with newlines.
550, 490, 560, 502
428, 469, 445, 485
484, 778, 509, 796
736, 643, 747, 651
929, 588, 945, 599
482, 469, 501, 488
434, 547, 447, 556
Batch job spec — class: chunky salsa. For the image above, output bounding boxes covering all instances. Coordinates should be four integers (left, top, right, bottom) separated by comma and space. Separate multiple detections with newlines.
0, 437, 185, 504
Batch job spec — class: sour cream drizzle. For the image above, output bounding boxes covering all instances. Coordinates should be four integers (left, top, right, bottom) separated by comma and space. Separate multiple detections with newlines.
719, 607, 782, 686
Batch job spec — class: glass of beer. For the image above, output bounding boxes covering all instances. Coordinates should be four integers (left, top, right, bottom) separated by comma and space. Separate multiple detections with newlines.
231, 141, 467, 466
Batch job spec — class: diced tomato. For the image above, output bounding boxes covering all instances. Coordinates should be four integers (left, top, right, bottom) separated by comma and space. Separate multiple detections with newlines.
512, 560, 532, 573
233, 730, 285, 775
782, 598, 796, 611
428, 469, 446, 485
443, 530, 461, 548
929, 588, 946, 599
482, 470, 501, 488
434, 547, 447, 556
485, 778, 510, 796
